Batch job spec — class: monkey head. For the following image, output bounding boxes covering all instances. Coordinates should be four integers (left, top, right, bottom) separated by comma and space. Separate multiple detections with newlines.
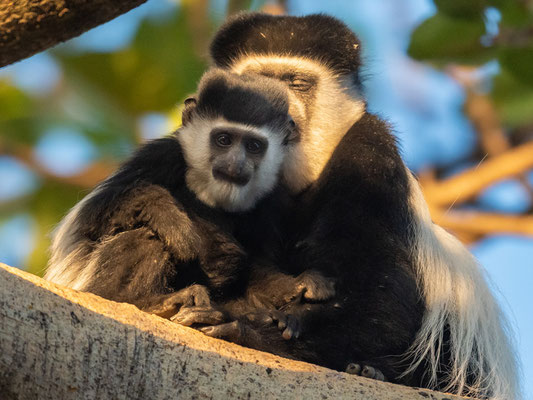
178, 68, 297, 212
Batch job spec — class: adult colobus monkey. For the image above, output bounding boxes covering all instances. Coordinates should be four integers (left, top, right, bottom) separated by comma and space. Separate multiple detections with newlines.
45, 68, 333, 326
208, 13, 519, 399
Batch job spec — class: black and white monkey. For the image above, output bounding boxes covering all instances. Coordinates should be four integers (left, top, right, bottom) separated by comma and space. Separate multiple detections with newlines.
44, 68, 334, 326
206, 13, 519, 400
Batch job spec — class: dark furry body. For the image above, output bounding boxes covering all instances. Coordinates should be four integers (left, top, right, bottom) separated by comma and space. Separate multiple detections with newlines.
72, 136, 291, 311
213, 113, 425, 384
287, 113, 423, 380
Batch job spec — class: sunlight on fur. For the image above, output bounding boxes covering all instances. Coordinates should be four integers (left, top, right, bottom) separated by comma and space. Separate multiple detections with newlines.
404, 171, 519, 400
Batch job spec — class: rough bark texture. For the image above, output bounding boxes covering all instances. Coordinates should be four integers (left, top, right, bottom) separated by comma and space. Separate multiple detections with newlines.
0, 263, 467, 400
0, 0, 146, 67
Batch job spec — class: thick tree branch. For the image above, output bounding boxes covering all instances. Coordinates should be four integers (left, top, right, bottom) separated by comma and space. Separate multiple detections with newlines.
0, 0, 147, 67
0, 263, 466, 400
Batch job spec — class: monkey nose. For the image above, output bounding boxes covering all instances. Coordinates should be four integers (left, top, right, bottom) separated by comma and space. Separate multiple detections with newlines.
212, 166, 251, 186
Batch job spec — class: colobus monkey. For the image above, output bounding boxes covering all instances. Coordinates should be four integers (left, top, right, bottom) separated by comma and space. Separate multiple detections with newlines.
208, 13, 519, 399
45, 68, 333, 326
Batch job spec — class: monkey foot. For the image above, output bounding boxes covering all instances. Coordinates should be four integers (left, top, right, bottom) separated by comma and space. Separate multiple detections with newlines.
170, 306, 226, 327
345, 363, 386, 381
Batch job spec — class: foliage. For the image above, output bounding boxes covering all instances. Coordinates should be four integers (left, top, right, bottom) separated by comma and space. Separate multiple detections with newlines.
0, 2, 212, 275
409, 0, 533, 129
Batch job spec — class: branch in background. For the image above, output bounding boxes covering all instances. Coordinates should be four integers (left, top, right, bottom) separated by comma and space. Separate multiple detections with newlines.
422, 141, 533, 208
447, 65, 533, 205
0, 263, 467, 400
432, 209, 533, 237
0, 0, 146, 67
261, 0, 287, 15
182, 0, 210, 60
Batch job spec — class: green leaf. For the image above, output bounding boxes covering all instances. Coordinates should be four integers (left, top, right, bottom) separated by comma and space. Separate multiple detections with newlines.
499, 45, 533, 87
492, 68, 533, 127
491, 0, 533, 28
56, 9, 206, 115
408, 13, 488, 63
0, 82, 34, 122
434, 0, 487, 20
26, 181, 83, 276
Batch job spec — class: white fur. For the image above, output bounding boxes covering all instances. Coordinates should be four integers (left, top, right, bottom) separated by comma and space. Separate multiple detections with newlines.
405, 170, 519, 399
45, 117, 287, 289
232, 55, 365, 192
177, 116, 285, 212
44, 188, 100, 290
232, 54, 519, 399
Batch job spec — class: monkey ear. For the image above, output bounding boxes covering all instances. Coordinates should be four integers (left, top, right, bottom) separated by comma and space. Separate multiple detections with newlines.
182, 97, 198, 126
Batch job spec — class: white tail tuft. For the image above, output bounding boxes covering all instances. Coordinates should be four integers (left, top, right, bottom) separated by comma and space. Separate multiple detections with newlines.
404, 171, 520, 400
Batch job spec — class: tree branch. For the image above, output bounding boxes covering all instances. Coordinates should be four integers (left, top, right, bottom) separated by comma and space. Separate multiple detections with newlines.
422, 141, 533, 207
0, 0, 147, 67
0, 263, 466, 400
432, 209, 533, 236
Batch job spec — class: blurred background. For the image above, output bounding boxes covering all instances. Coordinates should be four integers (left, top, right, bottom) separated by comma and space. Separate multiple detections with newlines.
0, 0, 532, 397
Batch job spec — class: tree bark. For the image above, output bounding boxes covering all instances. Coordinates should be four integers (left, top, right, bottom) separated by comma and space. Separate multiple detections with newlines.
0, 0, 146, 67
0, 263, 467, 400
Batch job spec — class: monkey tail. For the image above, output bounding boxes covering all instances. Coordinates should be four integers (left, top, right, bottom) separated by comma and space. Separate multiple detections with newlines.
402, 170, 520, 400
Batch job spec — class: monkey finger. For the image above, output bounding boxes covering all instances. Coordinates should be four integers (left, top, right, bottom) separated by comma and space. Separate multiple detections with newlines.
297, 270, 336, 302
170, 306, 225, 326
184, 284, 212, 307
281, 315, 301, 340
244, 311, 274, 326
269, 310, 288, 330
200, 321, 242, 342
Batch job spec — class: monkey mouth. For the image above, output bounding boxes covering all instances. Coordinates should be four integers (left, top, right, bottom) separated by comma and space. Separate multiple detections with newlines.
212, 168, 250, 186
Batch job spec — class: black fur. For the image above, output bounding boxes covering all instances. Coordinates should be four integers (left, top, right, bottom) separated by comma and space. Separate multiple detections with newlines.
73, 137, 249, 308
208, 13, 427, 385
48, 69, 333, 320
195, 69, 291, 130
205, 113, 425, 383
210, 13, 362, 85
284, 114, 424, 380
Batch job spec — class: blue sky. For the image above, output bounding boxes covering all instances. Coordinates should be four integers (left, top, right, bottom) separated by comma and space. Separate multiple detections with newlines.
0, 0, 531, 397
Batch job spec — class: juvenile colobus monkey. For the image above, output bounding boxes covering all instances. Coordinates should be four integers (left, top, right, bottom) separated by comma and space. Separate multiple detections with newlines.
45, 68, 333, 326
207, 13, 519, 399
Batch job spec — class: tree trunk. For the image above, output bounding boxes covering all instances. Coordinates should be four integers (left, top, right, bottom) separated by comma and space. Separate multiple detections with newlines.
0, 263, 466, 400
0, 0, 146, 67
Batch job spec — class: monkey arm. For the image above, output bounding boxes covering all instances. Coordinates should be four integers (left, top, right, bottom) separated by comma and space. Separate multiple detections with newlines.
106, 184, 203, 260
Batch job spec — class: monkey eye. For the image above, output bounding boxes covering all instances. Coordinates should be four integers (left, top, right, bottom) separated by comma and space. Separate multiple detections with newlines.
245, 139, 265, 154
289, 78, 312, 92
215, 133, 232, 147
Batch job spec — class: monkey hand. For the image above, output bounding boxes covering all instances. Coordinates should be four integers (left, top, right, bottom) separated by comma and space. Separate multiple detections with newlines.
170, 305, 227, 327
200, 309, 302, 342
145, 284, 213, 319
292, 270, 335, 303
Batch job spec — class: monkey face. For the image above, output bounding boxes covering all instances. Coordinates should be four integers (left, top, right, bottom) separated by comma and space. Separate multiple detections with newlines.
229, 56, 366, 193
177, 68, 297, 212
209, 127, 269, 187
